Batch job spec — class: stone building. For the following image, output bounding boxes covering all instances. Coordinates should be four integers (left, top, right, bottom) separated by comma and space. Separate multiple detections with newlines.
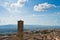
17, 20, 24, 40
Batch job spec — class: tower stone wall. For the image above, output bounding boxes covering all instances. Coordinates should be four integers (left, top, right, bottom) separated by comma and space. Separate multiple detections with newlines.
17, 20, 24, 40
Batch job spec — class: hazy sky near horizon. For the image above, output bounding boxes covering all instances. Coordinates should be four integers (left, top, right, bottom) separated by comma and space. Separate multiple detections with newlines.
0, 0, 60, 26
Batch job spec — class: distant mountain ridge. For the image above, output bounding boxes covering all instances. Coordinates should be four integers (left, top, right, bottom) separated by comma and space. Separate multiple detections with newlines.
0, 25, 60, 33
0, 24, 60, 29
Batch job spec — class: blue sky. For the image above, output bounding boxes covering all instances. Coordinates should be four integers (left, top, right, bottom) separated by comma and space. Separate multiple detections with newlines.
0, 0, 60, 26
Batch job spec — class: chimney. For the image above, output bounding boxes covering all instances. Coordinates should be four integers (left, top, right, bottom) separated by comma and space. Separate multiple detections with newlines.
17, 20, 24, 40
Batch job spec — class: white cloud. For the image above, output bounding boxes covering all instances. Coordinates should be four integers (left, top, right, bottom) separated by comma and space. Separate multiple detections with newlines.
0, 0, 28, 11
10, 0, 27, 9
32, 14, 45, 17
34, 2, 56, 11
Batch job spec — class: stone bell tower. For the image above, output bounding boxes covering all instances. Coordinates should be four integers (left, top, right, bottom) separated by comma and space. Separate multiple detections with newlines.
17, 20, 24, 40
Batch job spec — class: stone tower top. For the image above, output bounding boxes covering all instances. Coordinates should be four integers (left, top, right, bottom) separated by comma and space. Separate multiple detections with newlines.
18, 20, 23, 22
